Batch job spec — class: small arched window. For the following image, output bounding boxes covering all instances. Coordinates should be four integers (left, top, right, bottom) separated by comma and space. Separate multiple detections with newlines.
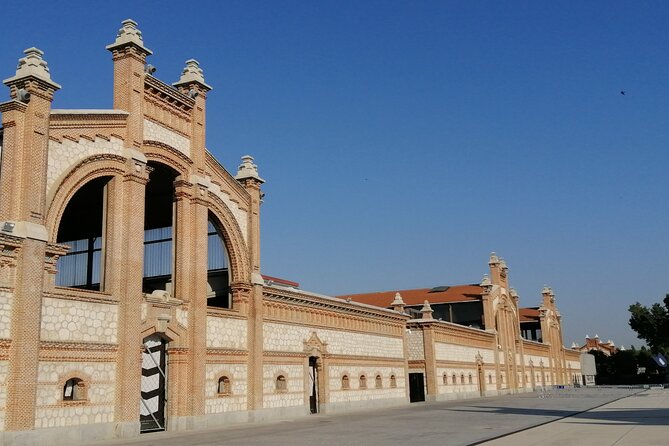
468, 374, 473, 384
218, 376, 232, 395
443, 374, 448, 385
460, 373, 465, 384
488, 374, 493, 384
452, 373, 457, 385
63, 377, 86, 401
359, 375, 367, 389
276, 375, 287, 392
390, 375, 397, 388
342, 375, 350, 390
500, 374, 504, 384
375, 375, 382, 389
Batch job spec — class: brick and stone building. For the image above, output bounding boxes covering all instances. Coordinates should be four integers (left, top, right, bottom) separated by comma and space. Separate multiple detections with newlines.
0, 20, 581, 445
575, 335, 619, 356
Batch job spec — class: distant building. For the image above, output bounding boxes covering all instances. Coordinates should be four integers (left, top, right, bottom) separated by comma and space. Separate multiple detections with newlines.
574, 335, 618, 356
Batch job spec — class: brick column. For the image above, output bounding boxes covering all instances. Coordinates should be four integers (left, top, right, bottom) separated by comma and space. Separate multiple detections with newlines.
2, 47, 59, 431
106, 19, 152, 149
234, 157, 264, 411
172, 178, 209, 425
173, 60, 211, 175
112, 152, 149, 430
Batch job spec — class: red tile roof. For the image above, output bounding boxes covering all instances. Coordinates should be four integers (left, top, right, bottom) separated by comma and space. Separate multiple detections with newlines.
337, 285, 483, 308
262, 275, 300, 288
519, 307, 541, 323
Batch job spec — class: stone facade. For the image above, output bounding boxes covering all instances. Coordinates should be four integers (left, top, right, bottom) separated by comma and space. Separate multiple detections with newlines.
0, 20, 582, 445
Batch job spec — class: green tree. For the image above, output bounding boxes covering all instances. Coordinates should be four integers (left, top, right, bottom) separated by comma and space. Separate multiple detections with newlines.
628, 294, 669, 352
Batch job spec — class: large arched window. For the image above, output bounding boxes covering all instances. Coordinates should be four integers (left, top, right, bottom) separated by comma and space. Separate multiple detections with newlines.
207, 215, 230, 308
56, 176, 111, 290
143, 163, 177, 294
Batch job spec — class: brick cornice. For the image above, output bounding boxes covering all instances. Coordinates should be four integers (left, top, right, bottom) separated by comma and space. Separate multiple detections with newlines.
263, 287, 407, 323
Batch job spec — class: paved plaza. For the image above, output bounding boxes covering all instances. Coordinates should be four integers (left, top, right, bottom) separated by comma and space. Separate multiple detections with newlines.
89, 387, 669, 446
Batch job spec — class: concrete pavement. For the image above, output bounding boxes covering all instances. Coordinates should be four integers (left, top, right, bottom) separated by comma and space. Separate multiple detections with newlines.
88, 387, 653, 446
480, 387, 669, 446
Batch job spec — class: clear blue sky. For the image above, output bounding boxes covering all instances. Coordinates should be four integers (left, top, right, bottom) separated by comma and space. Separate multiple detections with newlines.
2, 1, 667, 348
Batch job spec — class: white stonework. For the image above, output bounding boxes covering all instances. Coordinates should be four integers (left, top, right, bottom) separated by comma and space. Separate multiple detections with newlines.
0, 290, 12, 339
204, 179, 249, 244
436, 367, 480, 394
143, 119, 191, 158
262, 364, 304, 408
406, 330, 424, 360
263, 323, 404, 358
41, 297, 118, 343
328, 365, 405, 403
434, 342, 494, 364
176, 307, 188, 328
205, 363, 248, 414
206, 316, 247, 349
46, 135, 124, 195
35, 361, 115, 428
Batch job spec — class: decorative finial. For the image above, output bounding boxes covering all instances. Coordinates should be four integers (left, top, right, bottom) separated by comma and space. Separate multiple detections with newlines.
391, 292, 405, 306
541, 285, 551, 295
489, 252, 500, 265
509, 288, 518, 299
480, 274, 491, 287
106, 19, 152, 55
173, 59, 212, 91
3, 47, 61, 89
235, 155, 265, 183
499, 258, 508, 270
420, 300, 434, 320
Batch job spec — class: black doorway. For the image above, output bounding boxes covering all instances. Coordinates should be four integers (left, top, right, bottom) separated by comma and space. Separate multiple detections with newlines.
309, 357, 319, 413
409, 372, 425, 402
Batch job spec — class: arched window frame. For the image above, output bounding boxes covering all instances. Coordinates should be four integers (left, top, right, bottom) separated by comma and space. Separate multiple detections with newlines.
218, 375, 232, 396
61, 375, 88, 404
275, 374, 287, 392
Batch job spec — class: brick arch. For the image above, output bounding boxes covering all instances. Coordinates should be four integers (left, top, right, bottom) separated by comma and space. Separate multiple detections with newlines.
143, 140, 192, 177
58, 370, 93, 402
207, 195, 250, 284
140, 317, 187, 348
45, 154, 127, 241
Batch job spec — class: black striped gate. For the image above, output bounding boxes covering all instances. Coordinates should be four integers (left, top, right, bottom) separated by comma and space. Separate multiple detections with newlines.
140, 334, 167, 433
